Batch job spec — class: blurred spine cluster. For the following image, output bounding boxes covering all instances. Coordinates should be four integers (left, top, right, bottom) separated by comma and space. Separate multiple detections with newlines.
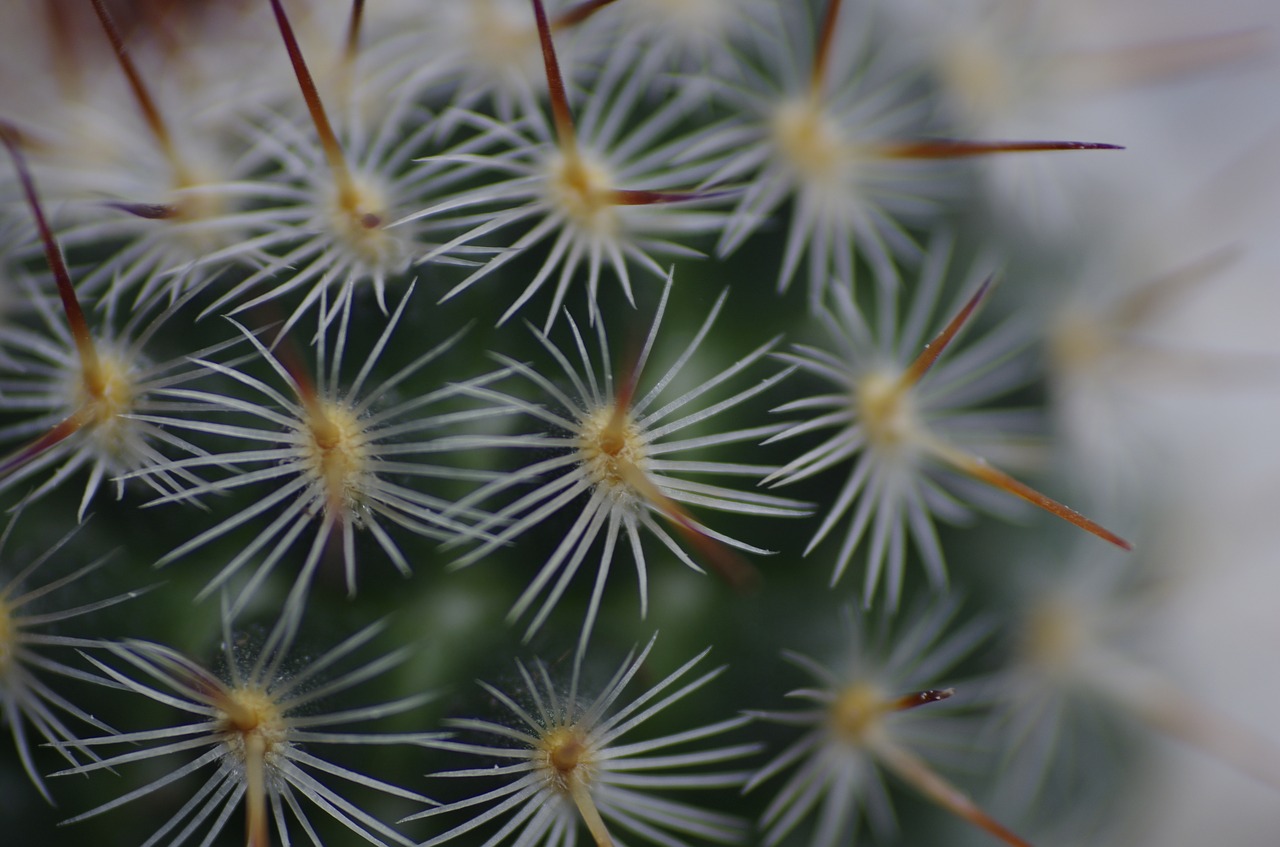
2, 1, 1278, 846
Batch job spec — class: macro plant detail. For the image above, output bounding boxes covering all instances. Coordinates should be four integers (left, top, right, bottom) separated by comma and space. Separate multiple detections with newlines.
745, 600, 1025, 847
410, 635, 755, 847
440, 270, 808, 652
199, 0, 461, 340
369, 0, 618, 124
0, 514, 138, 803
404, 0, 730, 330
0, 1, 1275, 845
60, 607, 438, 847
129, 285, 495, 622
685, 0, 1120, 307
765, 239, 1130, 606
0, 125, 227, 518
46, 0, 269, 308
601, 0, 773, 82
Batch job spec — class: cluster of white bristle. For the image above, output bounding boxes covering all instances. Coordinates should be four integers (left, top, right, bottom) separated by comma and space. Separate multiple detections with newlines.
1, 1, 1279, 846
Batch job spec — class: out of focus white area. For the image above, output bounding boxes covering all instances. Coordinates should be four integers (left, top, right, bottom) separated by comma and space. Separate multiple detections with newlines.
1052, 2, 1280, 845
909, 0, 1280, 842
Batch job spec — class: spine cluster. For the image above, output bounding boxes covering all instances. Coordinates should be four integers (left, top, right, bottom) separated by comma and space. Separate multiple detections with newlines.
0, 2, 1275, 846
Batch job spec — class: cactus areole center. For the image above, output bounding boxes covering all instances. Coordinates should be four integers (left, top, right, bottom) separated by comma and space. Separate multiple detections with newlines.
328, 174, 394, 265
541, 725, 595, 791
548, 152, 619, 235
579, 404, 646, 489
856, 369, 920, 452
772, 98, 846, 181
75, 351, 139, 457
218, 686, 288, 762
304, 399, 371, 515
831, 681, 890, 744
